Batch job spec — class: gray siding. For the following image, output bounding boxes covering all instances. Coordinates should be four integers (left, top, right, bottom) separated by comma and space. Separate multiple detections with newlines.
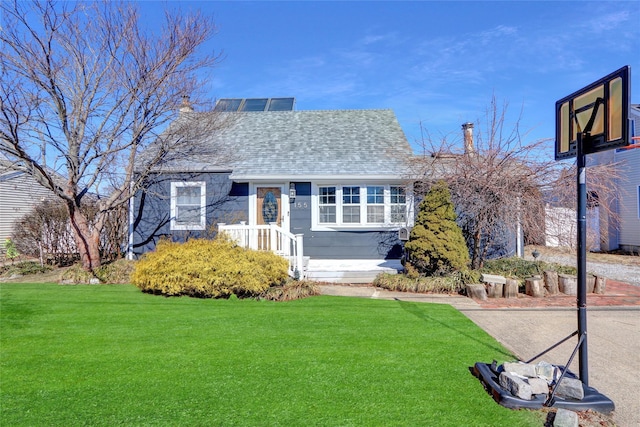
290, 182, 403, 260
615, 148, 640, 249
131, 172, 248, 257
612, 108, 640, 250
0, 171, 56, 247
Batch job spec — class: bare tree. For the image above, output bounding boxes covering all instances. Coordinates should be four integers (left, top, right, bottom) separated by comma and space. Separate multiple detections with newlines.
413, 98, 557, 268
0, 0, 226, 271
412, 97, 623, 268
544, 161, 623, 251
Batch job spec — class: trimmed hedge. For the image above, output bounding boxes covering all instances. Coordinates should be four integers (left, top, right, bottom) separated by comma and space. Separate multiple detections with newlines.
131, 238, 289, 298
481, 257, 576, 280
373, 269, 480, 294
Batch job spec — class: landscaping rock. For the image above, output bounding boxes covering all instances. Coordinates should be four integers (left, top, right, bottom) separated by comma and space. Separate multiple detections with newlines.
543, 270, 559, 295
503, 361, 537, 378
525, 277, 545, 297
553, 408, 579, 427
499, 371, 532, 400
587, 275, 596, 293
527, 377, 549, 396
558, 274, 577, 296
554, 377, 584, 400
503, 279, 519, 298
466, 284, 487, 300
536, 361, 559, 382
480, 273, 507, 284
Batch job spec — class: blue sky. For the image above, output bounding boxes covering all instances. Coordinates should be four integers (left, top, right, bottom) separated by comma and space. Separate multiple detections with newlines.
142, 1, 638, 156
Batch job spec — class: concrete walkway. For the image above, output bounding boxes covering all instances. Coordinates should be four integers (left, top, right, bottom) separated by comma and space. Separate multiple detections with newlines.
318, 285, 640, 427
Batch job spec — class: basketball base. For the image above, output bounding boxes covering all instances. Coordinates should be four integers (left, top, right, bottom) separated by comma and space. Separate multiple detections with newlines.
472, 362, 615, 413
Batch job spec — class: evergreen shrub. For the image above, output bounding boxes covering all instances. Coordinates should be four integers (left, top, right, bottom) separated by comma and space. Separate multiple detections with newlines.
404, 181, 470, 276
131, 238, 289, 298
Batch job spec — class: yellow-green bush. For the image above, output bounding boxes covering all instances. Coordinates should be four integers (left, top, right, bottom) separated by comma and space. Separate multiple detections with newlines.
131, 238, 289, 298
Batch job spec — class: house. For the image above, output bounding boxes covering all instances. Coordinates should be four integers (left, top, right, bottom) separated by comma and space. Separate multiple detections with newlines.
0, 155, 57, 254
591, 104, 640, 253
129, 98, 415, 280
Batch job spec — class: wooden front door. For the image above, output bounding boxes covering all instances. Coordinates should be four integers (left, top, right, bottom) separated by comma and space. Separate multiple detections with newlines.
257, 187, 281, 226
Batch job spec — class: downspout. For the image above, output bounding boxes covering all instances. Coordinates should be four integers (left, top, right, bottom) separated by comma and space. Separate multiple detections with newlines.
127, 180, 134, 260
516, 196, 523, 257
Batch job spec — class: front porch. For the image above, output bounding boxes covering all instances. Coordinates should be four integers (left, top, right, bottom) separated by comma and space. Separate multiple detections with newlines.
218, 222, 403, 283
306, 259, 403, 284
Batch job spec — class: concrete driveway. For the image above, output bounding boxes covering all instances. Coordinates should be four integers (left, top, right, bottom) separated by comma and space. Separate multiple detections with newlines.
318, 285, 640, 427
460, 306, 640, 427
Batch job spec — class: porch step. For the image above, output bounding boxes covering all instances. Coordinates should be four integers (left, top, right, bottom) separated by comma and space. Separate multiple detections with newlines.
305, 259, 403, 284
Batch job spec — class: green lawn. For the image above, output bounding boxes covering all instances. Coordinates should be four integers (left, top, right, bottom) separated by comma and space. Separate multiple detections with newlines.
0, 284, 541, 426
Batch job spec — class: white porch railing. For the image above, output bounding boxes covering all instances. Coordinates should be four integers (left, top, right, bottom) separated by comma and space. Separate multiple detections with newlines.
218, 222, 305, 279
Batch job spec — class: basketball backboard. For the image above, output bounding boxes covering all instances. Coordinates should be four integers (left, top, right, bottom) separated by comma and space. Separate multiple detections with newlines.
555, 66, 630, 160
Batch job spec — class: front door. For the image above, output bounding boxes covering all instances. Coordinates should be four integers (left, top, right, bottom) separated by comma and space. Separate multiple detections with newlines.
256, 187, 282, 251
257, 187, 281, 226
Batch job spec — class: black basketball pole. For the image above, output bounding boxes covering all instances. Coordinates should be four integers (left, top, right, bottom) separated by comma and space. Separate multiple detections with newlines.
576, 131, 589, 386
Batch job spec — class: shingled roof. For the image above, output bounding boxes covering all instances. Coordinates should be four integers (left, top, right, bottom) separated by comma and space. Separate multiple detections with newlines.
147, 109, 413, 180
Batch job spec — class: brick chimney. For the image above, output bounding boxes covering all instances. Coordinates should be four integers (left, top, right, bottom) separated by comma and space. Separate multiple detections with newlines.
462, 122, 474, 154
180, 95, 194, 113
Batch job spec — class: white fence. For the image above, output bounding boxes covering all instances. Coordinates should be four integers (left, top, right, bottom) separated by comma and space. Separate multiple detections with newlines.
218, 222, 305, 278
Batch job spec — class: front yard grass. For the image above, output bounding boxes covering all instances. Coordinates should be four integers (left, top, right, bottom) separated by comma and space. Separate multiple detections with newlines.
1, 283, 541, 426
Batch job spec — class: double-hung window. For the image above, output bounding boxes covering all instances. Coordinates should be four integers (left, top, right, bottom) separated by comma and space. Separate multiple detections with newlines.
315, 184, 409, 228
319, 186, 337, 223
171, 182, 206, 230
367, 186, 385, 223
390, 186, 406, 223
342, 186, 361, 223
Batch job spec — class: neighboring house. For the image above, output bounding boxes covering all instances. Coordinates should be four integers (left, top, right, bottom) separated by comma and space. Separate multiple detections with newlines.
591, 104, 640, 252
612, 104, 640, 252
130, 98, 415, 276
0, 156, 57, 253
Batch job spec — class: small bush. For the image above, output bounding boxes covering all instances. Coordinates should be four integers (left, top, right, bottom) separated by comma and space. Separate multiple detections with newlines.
481, 257, 576, 279
0, 261, 51, 277
59, 259, 136, 284
131, 238, 289, 298
2, 238, 19, 262
259, 280, 321, 301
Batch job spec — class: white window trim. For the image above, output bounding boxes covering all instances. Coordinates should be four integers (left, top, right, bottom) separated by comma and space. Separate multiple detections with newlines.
311, 183, 413, 231
170, 181, 206, 231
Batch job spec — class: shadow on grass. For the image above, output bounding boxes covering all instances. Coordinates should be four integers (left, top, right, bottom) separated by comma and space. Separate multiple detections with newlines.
393, 297, 513, 360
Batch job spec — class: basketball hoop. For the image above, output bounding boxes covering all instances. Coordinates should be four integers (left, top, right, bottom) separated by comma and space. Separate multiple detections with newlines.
554, 65, 630, 159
